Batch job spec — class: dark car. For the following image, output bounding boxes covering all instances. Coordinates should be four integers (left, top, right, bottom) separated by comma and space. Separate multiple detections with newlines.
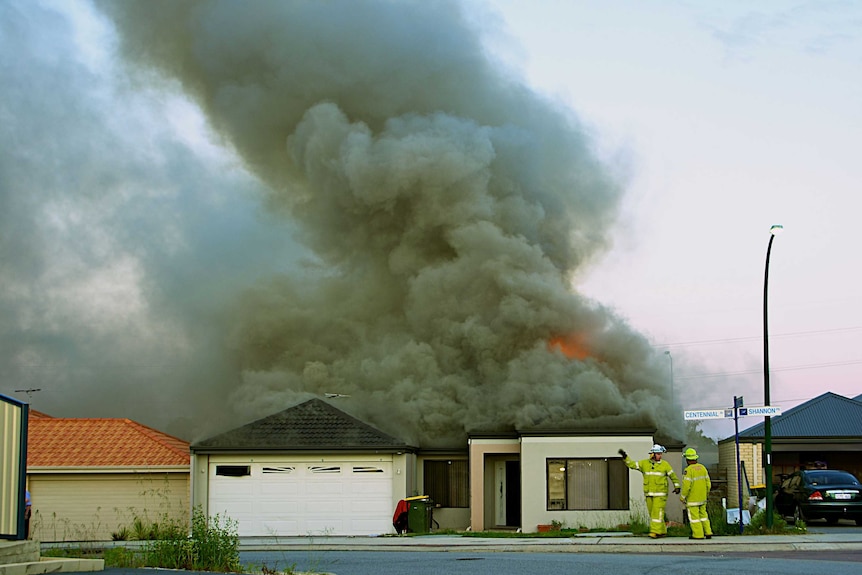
775, 469, 862, 525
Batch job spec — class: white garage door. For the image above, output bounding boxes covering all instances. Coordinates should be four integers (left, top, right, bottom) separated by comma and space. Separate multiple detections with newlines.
29, 473, 189, 542
208, 461, 393, 536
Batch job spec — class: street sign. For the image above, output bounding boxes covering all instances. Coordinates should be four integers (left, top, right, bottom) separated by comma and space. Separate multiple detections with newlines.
739, 406, 782, 417
684, 405, 781, 420
683, 409, 728, 420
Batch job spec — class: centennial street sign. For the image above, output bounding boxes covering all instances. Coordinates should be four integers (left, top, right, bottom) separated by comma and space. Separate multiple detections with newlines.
683, 409, 727, 420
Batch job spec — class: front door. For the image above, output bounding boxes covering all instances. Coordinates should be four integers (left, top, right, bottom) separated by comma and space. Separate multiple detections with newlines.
493, 459, 521, 527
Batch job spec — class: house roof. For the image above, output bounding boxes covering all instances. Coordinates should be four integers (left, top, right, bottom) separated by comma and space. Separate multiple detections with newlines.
192, 398, 415, 452
724, 392, 862, 442
28, 417, 190, 467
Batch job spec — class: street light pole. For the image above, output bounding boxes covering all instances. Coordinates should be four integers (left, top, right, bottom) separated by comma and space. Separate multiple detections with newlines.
763, 224, 783, 528
664, 351, 674, 410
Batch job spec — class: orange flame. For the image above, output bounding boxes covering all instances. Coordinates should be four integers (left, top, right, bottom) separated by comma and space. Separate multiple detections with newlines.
548, 334, 590, 360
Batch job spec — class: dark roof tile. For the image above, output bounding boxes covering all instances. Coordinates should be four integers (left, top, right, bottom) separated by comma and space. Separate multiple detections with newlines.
192, 398, 413, 451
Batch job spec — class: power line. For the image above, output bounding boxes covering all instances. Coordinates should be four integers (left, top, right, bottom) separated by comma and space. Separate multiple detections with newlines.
657, 326, 862, 349
676, 358, 862, 381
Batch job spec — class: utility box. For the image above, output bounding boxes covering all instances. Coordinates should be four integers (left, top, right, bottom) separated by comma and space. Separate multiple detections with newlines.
406, 496, 433, 533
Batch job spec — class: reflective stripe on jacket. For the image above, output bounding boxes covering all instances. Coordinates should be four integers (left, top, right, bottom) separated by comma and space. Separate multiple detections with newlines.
625, 456, 680, 496
681, 462, 711, 506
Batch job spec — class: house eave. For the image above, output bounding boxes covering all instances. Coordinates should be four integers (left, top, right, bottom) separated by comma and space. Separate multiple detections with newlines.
190, 445, 417, 455
27, 465, 189, 473
719, 435, 862, 445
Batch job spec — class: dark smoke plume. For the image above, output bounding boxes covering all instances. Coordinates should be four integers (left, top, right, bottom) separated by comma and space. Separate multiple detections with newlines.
3, 0, 682, 445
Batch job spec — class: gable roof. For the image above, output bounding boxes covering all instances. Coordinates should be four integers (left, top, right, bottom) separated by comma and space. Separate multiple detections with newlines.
192, 398, 414, 452
729, 392, 862, 441
28, 417, 190, 467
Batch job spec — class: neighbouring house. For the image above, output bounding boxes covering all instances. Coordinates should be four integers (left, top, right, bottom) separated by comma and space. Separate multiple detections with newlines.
27, 411, 190, 542
718, 391, 862, 507
191, 398, 682, 536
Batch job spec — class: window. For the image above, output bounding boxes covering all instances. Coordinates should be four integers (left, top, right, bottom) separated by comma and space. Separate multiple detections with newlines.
308, 465, 341, 474
216, 465, 250, 477
424, 460, 469, 508
547, 458, 628, 510
262, 466, 295, 474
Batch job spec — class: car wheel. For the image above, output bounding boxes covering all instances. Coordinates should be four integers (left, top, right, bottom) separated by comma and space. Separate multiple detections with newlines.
793, 505, 806, 525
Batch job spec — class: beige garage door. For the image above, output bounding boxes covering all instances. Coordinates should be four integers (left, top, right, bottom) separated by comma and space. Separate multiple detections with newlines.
208, 461, 393, 536
29, 473, 189, 542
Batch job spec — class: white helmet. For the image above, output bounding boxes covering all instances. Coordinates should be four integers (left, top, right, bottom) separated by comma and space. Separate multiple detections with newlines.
649, 444, 667, 454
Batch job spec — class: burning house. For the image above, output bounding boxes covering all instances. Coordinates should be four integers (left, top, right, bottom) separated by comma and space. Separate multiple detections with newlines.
5, 0, 687, 534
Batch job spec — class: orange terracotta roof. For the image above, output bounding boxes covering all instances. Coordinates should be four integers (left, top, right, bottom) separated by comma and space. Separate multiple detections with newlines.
28, 418, 190, 467
29, 409, 54, 419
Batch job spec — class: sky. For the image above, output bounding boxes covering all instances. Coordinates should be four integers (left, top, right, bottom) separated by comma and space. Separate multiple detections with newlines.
488, 0, 862, 438
2, 0, 860, 443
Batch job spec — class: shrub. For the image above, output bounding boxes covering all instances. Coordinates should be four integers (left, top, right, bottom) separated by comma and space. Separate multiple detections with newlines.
142, 506, 240, 572
103, 547, 145, 568
111, 526, 130, 541
744, 508, 796, 535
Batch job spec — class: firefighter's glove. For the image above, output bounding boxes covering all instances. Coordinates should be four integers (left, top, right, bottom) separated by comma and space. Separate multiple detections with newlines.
673, 487, 681, 495
618, 449, 627, 459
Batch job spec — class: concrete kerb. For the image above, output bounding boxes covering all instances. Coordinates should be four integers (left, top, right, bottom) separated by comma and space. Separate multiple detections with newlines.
237, 533, 862, 554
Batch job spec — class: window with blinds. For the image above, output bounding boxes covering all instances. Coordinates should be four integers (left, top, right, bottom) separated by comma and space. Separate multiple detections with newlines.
546, 458, 629, 510
423, 459, 469, 508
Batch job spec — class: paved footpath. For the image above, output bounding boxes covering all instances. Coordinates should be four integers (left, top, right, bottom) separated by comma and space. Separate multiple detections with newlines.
237, 531, 862, 554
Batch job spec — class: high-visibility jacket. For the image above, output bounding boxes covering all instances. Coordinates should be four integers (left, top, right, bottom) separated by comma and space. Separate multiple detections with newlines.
625, 456, 680, 497
681, 462, 711, 506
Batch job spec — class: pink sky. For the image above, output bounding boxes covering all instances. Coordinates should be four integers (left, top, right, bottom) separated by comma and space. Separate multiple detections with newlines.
489, 0, 862, 438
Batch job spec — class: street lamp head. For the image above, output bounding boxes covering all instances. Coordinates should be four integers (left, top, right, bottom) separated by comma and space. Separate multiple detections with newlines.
770, 224, 784, 235
664, 350, 670, 355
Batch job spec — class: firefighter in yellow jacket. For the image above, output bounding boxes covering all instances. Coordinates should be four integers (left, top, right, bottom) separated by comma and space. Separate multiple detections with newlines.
680, 447, 713, 539
619, 444, 680, 538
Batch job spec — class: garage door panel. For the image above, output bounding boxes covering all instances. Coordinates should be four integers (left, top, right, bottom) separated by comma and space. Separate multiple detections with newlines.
350, 497, 390, 513
208, 461, 392, 536
255, 497, 300, 515
350, 480, 390, 497
306, 480, 345, 496
306, 519, 343, 534
260, 519, 299, 534
259, 481, 300, 496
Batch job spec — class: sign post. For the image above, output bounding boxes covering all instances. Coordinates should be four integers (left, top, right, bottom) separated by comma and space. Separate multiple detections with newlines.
684, 398, 782, 533
733, 396, 744, 534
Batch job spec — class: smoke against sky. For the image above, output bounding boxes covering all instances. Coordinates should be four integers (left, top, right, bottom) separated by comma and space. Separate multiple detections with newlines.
1, 0, 304, 438
492, 0, 862, 440
2, 0, 685, 445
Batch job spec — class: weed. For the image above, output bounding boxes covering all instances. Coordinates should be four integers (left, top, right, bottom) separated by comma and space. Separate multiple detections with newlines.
111, 526, 130, 541
103, 547, 145, 568
744, 508, 799, 535
141, 506, 241, 572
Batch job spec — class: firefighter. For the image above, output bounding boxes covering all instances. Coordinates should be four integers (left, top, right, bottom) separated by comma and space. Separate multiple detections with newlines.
680, 447, 713, 539
619, 444, 680, 538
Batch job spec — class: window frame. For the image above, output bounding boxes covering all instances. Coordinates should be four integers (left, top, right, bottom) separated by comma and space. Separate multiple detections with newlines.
546, 457, 629, 511
423, 459, 469, 508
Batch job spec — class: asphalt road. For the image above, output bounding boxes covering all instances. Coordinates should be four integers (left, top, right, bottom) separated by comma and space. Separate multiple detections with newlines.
237, 549, 862, 574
